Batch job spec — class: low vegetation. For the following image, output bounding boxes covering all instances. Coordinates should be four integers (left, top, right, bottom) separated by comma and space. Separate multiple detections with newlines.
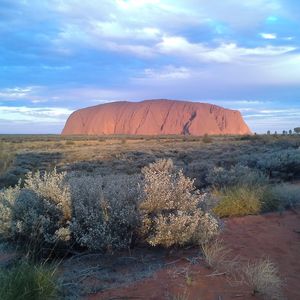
0, 134, 298, 298
201, 239, 233, 271
0, 159, 219, 256
140, 159, 219, 247
212, 185, 264, 217
69, 173, 140, 251
242, 258, 283, 300
201, 240, 284, 299
263, 183, 300, 212
0, 142, 14, 176
0, 260, 57, 300
0, 169, 72, 258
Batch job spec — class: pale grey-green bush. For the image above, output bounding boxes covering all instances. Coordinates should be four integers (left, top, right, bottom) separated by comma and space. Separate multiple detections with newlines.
256, 149, 300, 180
270, 184, 300, 209
0, 169, 72, 255
139, 159, 219, 247
206, 164, 268, 188
69, 174, 141, 251
262, 183, 300, 212
0, 184, 21, 239
0, 159, 221, 254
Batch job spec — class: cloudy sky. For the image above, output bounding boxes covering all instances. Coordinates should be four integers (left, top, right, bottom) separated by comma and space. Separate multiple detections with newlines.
1, 0, 300, 133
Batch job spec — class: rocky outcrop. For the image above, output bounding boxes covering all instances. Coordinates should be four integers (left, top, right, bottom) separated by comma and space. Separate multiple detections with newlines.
61, 99, 251, 135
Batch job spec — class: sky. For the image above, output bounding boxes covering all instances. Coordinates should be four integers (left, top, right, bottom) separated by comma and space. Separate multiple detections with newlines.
0, 0, 300, 134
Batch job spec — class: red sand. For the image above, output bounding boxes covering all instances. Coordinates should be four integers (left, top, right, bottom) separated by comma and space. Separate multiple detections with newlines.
89, 211, 300, 300
62, 99, 251, 136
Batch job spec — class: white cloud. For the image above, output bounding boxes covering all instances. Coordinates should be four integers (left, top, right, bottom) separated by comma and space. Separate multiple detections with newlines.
0, 86, 35, 99
260, 33, 277, 39
115, 0, 162, 10
0, 85, 144, 106
0, 106, 73, 123
283, 36, 294, 41
143, 66, 191, 79
0, 86, 51, 103
105, 41, 155, 57
239, 106, 300, 133
41, 65, 71, 70
157, 36, 295, 62
89, 20, 161, 40
48, 0, 297, 72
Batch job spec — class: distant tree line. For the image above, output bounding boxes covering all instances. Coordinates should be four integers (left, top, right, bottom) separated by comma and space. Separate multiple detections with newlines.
266, 128, 300, 135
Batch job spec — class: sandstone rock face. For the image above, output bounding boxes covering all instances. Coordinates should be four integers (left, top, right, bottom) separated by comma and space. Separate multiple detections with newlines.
62, 99, 251, 136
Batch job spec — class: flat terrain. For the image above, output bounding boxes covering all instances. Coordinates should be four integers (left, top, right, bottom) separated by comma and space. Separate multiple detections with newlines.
92, 211, 300, 300
1, 134, 300, 299
1, 134, 300, 189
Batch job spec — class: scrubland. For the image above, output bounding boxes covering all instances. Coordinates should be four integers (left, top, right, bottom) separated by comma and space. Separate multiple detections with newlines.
0, 134, 299, 299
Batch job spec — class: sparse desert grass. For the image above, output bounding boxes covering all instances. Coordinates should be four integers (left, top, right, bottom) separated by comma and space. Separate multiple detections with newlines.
201, 239, 233, 271
0, 260, 58, 300
213, 185, 264, 217
242, 258, 283, 300
201, 240, 284, 299
170, 290, 190, 300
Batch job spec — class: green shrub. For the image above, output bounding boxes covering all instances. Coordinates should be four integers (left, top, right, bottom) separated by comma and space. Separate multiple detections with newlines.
213, 185, 263, 217
0, 261, 57, 300
139, 159, 219, 247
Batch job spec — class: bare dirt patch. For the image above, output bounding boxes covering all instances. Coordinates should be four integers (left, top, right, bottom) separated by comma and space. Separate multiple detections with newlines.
85, 210, 299, 300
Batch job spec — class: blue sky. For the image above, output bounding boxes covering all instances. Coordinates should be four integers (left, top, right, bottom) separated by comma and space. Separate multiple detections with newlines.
1, 0, 300, 133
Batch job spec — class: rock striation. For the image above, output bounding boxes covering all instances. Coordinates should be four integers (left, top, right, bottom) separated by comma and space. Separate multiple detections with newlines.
62, 99, 251, 136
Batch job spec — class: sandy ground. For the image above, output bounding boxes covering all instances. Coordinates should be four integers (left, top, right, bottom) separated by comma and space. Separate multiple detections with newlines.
0, 211, 298, 299
88, 210, 300, 300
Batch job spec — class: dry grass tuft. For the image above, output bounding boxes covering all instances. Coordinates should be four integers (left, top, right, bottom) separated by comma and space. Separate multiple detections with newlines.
213, 185, 263, 218
201, 239, 239, 274
242, 258, 283, 300
169, 289, 189, 300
